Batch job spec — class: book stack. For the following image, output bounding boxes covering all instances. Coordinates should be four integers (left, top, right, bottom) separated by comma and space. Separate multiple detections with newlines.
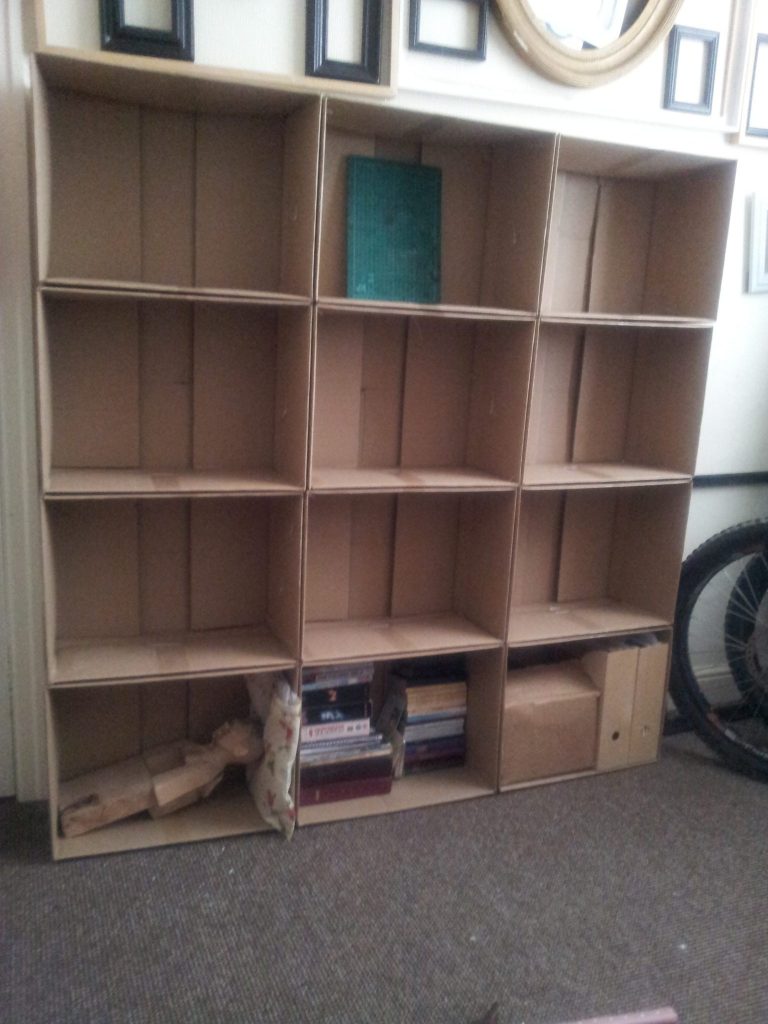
299, 663, 394, 806
387, 663, 468, 775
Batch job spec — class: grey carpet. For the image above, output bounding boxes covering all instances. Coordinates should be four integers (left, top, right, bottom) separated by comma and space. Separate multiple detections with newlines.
2, 735, 767, 1024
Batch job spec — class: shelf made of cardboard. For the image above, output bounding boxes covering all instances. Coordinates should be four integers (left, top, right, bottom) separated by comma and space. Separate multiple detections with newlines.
32, 55, 320, 297
299, 650, 502, 824
523, 322, 711, 489
48, 673, 277, 859
318, 99, 555, 315
501, 634, 670, 788
311, 309, 533, 493
39, 292, 310, 498
44, 497, 301, 684
543, 138, 735, 321
508, 485, 689, 646
303, 492, 513, 663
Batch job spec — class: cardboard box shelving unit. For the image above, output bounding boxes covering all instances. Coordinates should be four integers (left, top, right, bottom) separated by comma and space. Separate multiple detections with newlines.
28, 49, 736, 856
47, 672, 280, 859
300, 649, 506, 826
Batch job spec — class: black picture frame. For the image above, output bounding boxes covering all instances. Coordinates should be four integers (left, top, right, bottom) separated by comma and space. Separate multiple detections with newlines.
305, 0, 383, 84
746, 34, 768, 139
663, 26, 718, 115
409, 0, 488, 61
100, 0, 194, 62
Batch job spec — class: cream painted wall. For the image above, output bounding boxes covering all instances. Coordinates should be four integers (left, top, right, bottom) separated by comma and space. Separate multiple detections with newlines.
6, 0, 766, 798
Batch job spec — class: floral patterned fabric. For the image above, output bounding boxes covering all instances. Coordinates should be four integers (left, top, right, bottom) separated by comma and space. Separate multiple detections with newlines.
248, 678, 300, 839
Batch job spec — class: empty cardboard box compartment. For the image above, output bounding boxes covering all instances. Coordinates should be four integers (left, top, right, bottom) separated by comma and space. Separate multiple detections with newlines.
40, 293, 311, 497
543, 140, 735, 320
44, 497, 302, 683
311, 310, 533, 492
33, 62, 320, 296
303, 492, 514, 663
509, 485, 689, 645
524, 323, 711, 488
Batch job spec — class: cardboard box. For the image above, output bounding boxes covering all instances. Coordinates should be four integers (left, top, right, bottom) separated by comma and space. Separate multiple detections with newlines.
502, 661, 599, 785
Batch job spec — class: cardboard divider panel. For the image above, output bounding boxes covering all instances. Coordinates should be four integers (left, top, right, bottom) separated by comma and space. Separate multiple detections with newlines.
46, 497, 302, 682
49, 672, 282, 858
299, 648, 503, 826
543, 147, 735, 319
41, 294, 311, 495
509, 486, 689, 645
311, 311, 532, 490
318, 105, 555, 312
524, 324, 711, 487
36, 74, 320, 295
303, 493, 513, 662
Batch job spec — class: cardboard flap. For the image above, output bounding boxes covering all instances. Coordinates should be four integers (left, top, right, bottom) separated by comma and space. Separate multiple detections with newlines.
139, 501, 189, 635
195, 113, 283, 292
511, 492, 563, 606
543, 173, 599, 312
140, 302, 193, 471
527, 326, 582, 466
52, 501, 141, 641
312, 314, 365, 469
192, 305, 277, 471
572, 328, 635, 464
305, 497, 352, 622
49, 298, 140, 469
140, 108, 194, 286
48, 90, 141, 281
391, 495, 459, 617
189, 500, 269, 631
588, 179, 654, 314
349, 496, 396, 619
281, 100, 321, 297
400, 318, 473, 469
421, 142, 489, 307
557, 491, 617, 603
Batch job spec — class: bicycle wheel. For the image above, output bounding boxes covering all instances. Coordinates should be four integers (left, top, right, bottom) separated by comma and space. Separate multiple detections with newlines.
670, 519, 768, 779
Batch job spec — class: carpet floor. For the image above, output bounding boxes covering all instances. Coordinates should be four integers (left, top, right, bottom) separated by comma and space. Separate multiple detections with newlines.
2, 734, 767, 1024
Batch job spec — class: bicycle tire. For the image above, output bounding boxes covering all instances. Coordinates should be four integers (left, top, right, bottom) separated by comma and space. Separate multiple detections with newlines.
670, 519, 768, 779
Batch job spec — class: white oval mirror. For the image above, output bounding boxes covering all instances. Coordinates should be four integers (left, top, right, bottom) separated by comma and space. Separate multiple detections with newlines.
494, 0, 685, 87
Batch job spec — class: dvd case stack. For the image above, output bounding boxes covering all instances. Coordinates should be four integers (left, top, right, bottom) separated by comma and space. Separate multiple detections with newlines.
379, 661, 468, 775
299, 663, 394, 806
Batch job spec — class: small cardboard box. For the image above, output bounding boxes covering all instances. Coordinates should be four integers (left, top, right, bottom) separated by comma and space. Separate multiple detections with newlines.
501, 661, 599, 785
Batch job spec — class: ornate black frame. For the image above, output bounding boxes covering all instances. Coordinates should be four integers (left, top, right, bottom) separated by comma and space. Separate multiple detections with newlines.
305, 0, 383, 83
409, 0, 488, 61
663, 26, 718, 115
100, 0, 194, 62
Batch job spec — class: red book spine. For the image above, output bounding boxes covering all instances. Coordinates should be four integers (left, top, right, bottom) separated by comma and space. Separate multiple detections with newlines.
300, 774, 392, 806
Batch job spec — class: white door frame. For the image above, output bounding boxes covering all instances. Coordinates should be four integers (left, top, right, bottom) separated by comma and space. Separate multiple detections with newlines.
0, 0, 48, 801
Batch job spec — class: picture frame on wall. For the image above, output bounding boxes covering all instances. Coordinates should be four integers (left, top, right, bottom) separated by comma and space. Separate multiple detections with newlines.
100, 0, 194, 61
745, 34, 768, 138
409, 0, 489, 61
664, 26, 719, 115
305, 0, 383, 84
748, 194, 768, 294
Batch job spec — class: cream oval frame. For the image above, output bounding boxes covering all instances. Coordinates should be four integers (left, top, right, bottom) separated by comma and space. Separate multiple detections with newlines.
494, 0, 685, 87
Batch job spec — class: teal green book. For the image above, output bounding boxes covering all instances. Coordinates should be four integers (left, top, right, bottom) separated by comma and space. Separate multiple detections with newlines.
346, 156, 441, 304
